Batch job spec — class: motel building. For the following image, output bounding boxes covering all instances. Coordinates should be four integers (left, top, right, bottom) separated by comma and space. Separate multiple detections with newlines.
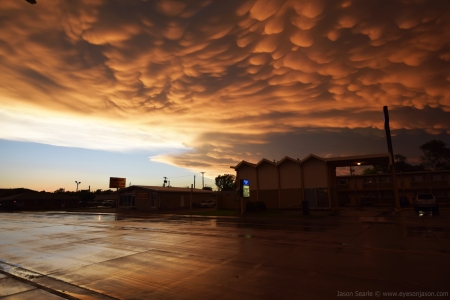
232, 153, 450, 210
117, 185, 212, 210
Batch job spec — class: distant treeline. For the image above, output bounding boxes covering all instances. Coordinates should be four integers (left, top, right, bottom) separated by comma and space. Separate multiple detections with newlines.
364, 139, 450, 174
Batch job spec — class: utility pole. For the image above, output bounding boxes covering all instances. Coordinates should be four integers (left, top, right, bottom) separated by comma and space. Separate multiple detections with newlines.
75, 181, 81, 192
201, 172, 205, 188
194, 175, 196, 189
383, 106, 400, 210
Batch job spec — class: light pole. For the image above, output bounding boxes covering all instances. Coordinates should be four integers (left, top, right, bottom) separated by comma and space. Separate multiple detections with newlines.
75, 181, 81, 192
201, 172, 205, 188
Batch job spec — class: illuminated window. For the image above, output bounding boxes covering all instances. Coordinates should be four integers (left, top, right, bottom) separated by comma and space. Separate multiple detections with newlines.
363, 177, 375, 183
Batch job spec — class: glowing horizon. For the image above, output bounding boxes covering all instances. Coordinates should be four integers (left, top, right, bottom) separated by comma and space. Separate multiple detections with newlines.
1, 0, 449, 190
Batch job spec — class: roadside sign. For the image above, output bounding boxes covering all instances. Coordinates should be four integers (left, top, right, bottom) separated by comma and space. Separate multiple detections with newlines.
240, 179, 250, 198
109, 177, 126, 188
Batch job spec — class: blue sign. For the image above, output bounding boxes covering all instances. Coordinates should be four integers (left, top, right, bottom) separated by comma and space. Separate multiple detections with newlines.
240, 179, 250, 198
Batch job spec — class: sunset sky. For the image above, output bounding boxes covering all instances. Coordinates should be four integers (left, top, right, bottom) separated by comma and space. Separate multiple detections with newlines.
1, 0, 450, 192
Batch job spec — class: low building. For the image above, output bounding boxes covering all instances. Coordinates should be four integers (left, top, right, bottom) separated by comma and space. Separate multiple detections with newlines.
117, 185, 213, 210
94, 194, 117, 206
337, 170, 450, 206
233, 153, 450, 209
0, 192, 80, 210
214, 190, 239, 210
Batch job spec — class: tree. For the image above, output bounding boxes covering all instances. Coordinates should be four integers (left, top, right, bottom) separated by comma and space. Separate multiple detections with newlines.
363, 165, 388, 174
364, 153, 425, 174
394, 154, 425, 172
202, 186, 213, 191
419, 140, 450, 170
215, 174, 236, 191
54, 188, 65, 193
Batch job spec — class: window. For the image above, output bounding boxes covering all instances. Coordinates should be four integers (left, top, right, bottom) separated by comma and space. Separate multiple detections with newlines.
120, 194, 135, 207
151, 192, 157, 207
380, 191, 393, 198
379, 176, 391, 183
362, 192, 376, 198
411, 175, 424, 182
434, 190, 449, 197
338, 179, 348, 185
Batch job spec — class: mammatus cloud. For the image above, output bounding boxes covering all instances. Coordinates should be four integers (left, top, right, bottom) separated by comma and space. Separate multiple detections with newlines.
1, 0, 449, 175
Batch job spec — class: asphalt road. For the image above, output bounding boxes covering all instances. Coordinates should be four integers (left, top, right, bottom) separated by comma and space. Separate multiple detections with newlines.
0, 208, 449, 299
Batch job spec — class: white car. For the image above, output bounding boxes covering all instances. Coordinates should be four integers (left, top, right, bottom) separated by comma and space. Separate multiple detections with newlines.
200, 200, 216, 208
414, 193, 438, 213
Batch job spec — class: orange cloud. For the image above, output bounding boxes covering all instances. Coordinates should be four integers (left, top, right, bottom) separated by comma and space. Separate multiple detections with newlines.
1, 0, 449, 176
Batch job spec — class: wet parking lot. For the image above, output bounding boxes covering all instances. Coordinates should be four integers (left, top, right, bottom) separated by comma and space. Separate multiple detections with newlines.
0, 209, 449, 299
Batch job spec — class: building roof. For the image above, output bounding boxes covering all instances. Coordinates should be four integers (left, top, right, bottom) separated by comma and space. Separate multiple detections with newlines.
277, 156, 301, 165
232, 160, 256, 170
256, 158, 278, 167
121, 185, 213, 194
231, 153, 392, 169
0, 192, 80, 201
301, 154, 327, 163
324, 153, 391, 167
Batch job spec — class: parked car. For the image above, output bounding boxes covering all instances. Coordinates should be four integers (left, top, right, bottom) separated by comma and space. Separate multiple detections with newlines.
414, 193, 438, 213
200, 200, 216, 208
102, 200, 116, 208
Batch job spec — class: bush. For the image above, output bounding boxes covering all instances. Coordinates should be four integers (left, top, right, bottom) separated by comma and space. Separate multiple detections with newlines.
246, 201, 257, 212
256, 201, 266, 211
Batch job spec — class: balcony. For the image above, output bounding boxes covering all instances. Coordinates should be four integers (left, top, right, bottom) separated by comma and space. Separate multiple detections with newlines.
410, 181, 448, 188
378, 183, 393, 189
337, 184, 350, 189
362, 183, 377, 189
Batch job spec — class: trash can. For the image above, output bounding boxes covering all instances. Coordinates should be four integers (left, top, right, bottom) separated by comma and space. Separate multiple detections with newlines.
302, 200, 310, 216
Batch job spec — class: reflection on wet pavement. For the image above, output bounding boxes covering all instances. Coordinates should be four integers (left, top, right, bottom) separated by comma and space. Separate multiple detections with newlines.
0, 209, 449, 299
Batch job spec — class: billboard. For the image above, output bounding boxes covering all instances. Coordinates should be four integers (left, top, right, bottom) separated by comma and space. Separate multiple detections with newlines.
240, 179, 250, 198
109, 177, 126, 189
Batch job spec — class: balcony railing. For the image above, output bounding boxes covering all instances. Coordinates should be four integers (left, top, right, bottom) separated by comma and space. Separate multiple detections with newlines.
410, 181, 448, 188
362, 183, 377, 188
337, 184, 350, 189
378, 183, 393, 188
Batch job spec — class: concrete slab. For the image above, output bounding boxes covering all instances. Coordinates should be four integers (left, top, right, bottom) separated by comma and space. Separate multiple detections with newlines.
1, 210, 449, 299
0, 289, 65, 300
0, 277, 35, 297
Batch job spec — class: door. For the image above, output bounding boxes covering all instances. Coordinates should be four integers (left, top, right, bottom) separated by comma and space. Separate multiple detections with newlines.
304, 189, 317, 208
304, 188, 329, 209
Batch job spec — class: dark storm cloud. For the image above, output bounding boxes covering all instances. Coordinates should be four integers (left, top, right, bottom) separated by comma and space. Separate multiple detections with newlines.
1, 0, 449, 175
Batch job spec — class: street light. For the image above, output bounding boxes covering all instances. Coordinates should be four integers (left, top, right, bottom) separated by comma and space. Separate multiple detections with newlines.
201, 172, 205, 188
75, 181, 81, 192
